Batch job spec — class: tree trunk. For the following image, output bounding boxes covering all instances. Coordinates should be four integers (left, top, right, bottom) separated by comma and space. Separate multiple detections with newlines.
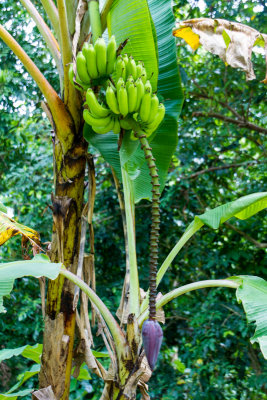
38, 109, 88, 399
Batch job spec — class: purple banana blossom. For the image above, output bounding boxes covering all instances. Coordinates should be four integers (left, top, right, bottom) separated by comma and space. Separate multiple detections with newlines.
141, 319, 163, 370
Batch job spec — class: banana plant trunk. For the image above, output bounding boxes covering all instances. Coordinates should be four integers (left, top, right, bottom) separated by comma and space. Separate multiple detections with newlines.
37, 102, 88, 399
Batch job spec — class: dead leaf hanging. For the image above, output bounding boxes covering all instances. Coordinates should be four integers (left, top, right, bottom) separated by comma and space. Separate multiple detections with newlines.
0, 211, 40, 247
174, 18, 267, 82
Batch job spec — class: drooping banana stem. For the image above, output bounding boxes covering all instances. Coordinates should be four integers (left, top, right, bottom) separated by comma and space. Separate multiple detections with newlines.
135, 131, 160, 320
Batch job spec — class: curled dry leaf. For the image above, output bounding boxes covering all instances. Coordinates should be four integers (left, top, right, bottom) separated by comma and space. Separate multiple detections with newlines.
0, 211, 40, 247
32, 385, 56, 400
174, 18, 267, 83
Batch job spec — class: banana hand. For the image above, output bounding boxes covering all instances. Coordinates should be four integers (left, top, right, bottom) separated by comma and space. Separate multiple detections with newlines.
86, 89, 110, 117
92, 117, 115, 134
83, 109, 111, 127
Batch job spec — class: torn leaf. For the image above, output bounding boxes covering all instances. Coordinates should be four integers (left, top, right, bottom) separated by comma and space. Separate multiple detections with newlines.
174, 18, 267, 82
0, 211, 40, 247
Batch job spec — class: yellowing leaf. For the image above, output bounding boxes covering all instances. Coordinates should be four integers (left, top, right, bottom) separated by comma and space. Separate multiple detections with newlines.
174, 18, 267, 83
0, 211, 40, 247
173, 26, 200, 50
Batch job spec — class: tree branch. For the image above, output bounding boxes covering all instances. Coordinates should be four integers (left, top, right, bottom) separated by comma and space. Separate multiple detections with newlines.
225, 221, 267, 249
180, 161, 260, 180
190, 91, 243, 119
192, 111, 267, 134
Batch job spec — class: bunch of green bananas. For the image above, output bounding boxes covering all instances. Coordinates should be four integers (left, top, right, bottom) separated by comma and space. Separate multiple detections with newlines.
83, 88, 121, 134
69, 35, 117, 90
115, 55, 147, 84
82, 48, 165, 138
111, 56, 166, 138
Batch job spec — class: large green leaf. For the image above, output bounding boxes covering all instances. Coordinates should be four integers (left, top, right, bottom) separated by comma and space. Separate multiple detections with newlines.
231, 276, 267, 359
0, 343, 42, 363
0, 254, 62, 313
157, 192, 267, 286
192, 191, 267, 229
129, 0, 183, 202
0, 390, 33, 400
107, 0, 158, 91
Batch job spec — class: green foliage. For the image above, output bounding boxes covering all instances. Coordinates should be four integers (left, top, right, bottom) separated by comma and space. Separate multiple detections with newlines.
234, 276, 267, 359
0, 0, 266, 398
0, 254, 62, 313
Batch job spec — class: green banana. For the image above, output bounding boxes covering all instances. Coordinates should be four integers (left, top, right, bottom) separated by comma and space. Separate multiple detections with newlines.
116, 56, 126, 81
139, 87, 152, 122
136, 61, 144, 78
122, 54, 129, 66
147, 94, 159, 124
83, 109, 111, 127
120, 118, 132, 130
126, 75, 134, 91
106, 35, 117, 75
106, 85, 120, 114
135, 77, 145, 111
69, 63, 87, 91
146, 103, 165, 134
113, 117, 121, 134
95, 37, 107, 76
144, 80, 152, 92
118, 85, 128, 117
86, 89, 110, 117
141, 67, 147, 84
116, 77, 125, 93
76, 51, 91, 84
127, 82, 137, 113
128, 56, 137, 80
92, 117, 115, 134
82, 43, 98, 79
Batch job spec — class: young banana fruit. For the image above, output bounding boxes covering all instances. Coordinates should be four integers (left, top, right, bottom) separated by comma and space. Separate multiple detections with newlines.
106, 85, 120, 114
145, 103, 166, 136
86, 89, 110, 117
94, 37, 107, 76
106, 35, 117, 75
82, 43, 98, 79
76, 52, 91, 84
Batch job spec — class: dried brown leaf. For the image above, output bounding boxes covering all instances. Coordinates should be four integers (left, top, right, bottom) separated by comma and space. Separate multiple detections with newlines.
32, 386, 56, 400
0, 211, 40, 247
174, 18, 267, 82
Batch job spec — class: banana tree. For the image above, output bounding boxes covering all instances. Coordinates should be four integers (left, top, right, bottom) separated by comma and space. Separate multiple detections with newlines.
1, 1, 266, 399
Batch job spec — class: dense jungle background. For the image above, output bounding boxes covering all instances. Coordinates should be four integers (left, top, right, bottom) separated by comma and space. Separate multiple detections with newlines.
0, 0, 266, 398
